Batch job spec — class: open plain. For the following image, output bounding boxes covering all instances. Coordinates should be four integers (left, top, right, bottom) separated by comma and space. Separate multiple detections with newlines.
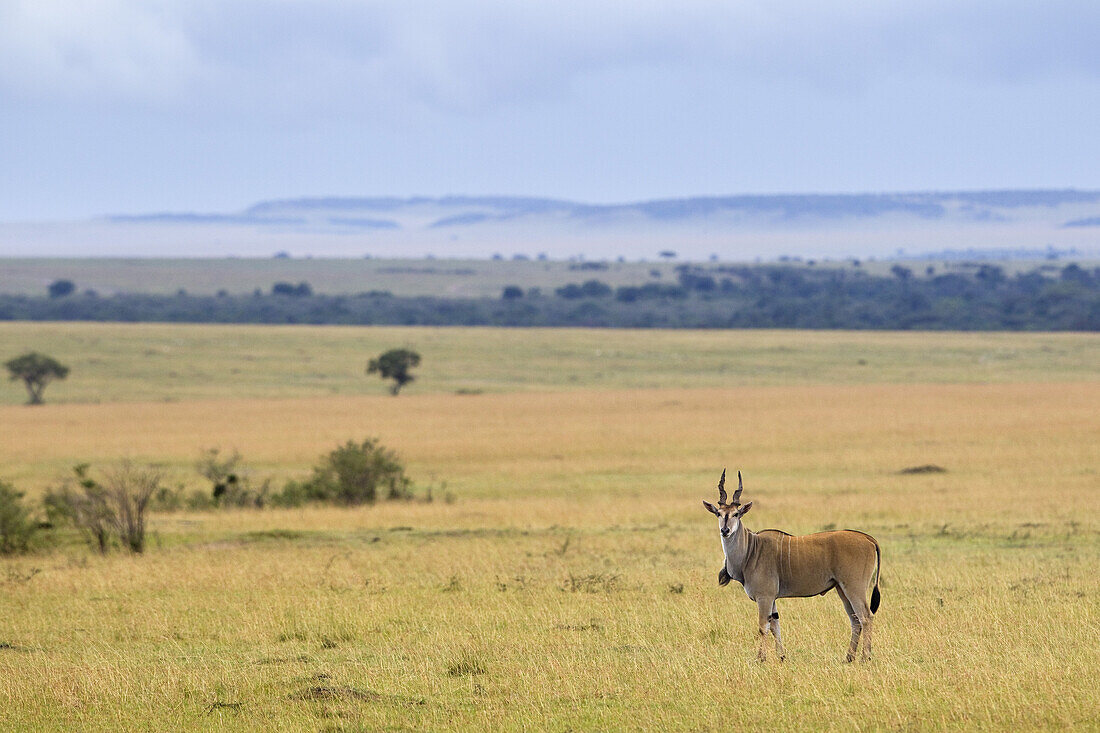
1, 325, 1098, 730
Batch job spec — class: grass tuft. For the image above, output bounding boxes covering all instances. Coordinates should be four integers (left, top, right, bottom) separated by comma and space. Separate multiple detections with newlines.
562, 573, 620, 593
446, 650, 488, 677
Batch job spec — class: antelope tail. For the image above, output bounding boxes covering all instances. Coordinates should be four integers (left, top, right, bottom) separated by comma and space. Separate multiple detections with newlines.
870, 541, 882, 614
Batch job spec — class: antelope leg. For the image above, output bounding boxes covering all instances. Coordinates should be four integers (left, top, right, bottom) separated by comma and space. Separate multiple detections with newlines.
769, 601, 785, 661
860, 612, 873, 661
848, 586, 874, 662
836, 585, 861, 663
756, 598, 775, 662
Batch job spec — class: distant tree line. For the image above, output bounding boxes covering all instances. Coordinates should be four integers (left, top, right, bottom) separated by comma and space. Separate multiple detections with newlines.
3, 263, 1097, 330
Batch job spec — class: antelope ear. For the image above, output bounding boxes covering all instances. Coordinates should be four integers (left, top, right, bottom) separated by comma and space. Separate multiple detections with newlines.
736, 501, 753, 517
702, 500, 719, 515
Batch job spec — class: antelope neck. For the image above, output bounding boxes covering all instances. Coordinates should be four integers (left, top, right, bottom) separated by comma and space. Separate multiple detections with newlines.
722, 522, 755, 575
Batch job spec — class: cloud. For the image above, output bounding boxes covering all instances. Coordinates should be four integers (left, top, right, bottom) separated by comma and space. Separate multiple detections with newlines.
2, 0, 1099, 118
0, 0, 198, 103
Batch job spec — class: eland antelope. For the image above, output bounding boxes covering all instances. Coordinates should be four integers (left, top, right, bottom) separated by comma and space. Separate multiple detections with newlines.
703, 470, 881, 662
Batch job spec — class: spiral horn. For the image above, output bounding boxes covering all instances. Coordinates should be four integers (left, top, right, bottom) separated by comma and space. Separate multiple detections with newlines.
731, 471, 744, 505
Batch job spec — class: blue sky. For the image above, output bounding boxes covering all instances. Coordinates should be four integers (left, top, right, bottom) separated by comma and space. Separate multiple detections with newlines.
2, 1, 1099, 221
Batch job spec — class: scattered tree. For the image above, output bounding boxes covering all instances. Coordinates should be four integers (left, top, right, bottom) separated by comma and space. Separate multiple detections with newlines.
890, 265, 913, 281
555, 280, 612, 299
5, 352, 70, 405
48, 279, 76, 298
367, 348, 421, 395
272, 281, 313, 297
501, 285, 524, 300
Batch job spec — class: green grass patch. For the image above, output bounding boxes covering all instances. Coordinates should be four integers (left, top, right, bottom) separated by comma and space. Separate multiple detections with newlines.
1, 323, 1097, 404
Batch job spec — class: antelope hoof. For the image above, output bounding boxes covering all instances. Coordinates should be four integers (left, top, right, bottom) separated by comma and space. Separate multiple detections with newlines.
845, 653, 855, 663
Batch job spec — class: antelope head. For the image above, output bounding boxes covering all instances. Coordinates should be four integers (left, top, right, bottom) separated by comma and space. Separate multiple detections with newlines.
702, 469, 753, 538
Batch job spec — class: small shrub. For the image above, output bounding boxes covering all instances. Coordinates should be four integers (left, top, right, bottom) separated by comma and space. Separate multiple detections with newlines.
144, 483, 215, 512
296, 438, 411, 505
196, 448, 269, 508
45, 466, 113, 553
185, 488, 216, 511
149, 484, 185, 512
46, 462, 161, 554
0, 481, 37, 554
219, 477, 272, 508
270, 480, 308, 508
196, 447, 241, 495
100, 461, 161, 553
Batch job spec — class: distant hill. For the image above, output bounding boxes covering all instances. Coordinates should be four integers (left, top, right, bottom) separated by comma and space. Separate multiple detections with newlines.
114, 190, 1100, 227
3, 190, 1100, 260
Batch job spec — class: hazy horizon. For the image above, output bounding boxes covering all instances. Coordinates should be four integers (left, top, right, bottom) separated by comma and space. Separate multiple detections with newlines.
8, 187, 1100, 225
2, 189, 1098, 261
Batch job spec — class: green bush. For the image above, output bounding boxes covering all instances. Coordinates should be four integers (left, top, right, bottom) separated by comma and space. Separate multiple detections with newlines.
143, 484, 215, 512
0, 481, 37, 554
270, 480, 308, 508
146, 483, 216, 512
294, 438, 411, 505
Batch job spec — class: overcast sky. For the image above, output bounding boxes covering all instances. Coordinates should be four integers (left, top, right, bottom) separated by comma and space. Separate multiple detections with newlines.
2, 1, 1099, 221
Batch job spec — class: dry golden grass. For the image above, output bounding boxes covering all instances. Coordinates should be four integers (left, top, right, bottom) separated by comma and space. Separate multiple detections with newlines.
2, 382, 1097, 506
2, 375, 1098, 730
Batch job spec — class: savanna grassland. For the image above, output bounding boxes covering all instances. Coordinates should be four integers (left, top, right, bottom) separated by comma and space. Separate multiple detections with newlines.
3, 256, 1093, 298
0, 257, 681, 298
1, 324, 1098, 731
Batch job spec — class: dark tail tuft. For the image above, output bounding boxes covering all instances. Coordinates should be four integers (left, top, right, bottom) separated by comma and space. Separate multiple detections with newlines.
869, 542, 882, 613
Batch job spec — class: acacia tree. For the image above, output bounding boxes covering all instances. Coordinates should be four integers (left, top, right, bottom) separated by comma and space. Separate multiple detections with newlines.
367, 348, 421, 395
5, 352, 69, 405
